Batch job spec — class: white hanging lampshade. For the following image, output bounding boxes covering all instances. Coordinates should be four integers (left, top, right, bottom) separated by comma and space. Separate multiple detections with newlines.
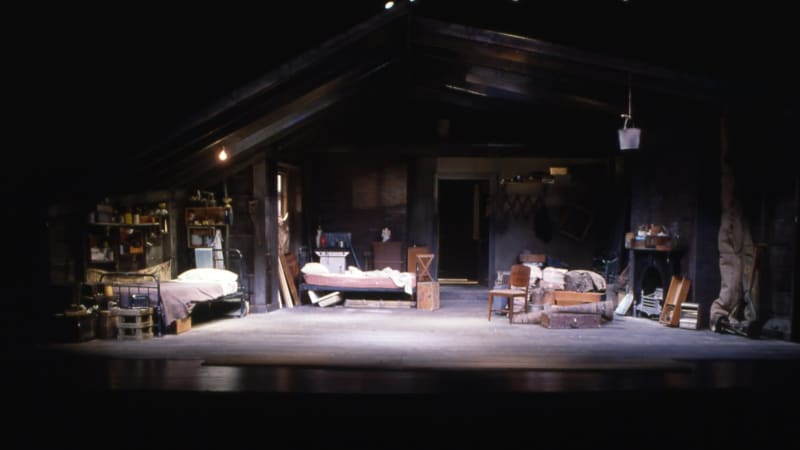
618, 81, 641, 150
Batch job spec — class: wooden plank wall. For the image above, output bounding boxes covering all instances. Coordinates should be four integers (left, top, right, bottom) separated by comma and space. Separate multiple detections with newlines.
309, 155, 408, 270
629, 100, 707, 302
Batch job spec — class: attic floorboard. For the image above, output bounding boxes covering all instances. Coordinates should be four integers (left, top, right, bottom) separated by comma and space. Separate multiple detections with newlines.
9, 285, 800, 447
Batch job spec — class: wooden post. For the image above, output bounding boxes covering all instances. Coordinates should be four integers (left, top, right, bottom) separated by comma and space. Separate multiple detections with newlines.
251, 159, 269, 313
266, 159, 280, 310
792, 175, 800, 342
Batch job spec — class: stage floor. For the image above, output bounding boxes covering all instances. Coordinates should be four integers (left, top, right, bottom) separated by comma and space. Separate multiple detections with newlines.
7, 285, 800, 447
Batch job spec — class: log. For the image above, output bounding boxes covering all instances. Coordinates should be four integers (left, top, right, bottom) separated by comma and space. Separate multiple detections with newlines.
549, 300, 615, 320
541, 311, 602, 329
510, 309, 544, 324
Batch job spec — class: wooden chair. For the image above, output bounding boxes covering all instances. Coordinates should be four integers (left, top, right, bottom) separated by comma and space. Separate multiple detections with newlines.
487, 264, 531, 323
659, 276, 691, 327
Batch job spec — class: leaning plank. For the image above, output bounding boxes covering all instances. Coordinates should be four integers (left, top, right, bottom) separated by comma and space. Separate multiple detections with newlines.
279, 253, 300, 307
308, 290, 344, 307
660, 277, 692, 327
276, 258, 292, 308
344, 299, 416, 309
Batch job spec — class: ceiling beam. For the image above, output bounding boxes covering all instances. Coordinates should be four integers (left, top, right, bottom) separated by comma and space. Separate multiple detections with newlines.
411, 16, 731, 103
160, 59, 398, 189
408, 58, 622, 115
127, 5, 410, 171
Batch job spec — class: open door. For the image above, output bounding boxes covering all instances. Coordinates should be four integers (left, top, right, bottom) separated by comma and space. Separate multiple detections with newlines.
437, 179, 490, 285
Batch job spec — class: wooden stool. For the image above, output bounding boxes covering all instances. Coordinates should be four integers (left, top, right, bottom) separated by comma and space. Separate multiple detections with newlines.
416, 253, 435, 282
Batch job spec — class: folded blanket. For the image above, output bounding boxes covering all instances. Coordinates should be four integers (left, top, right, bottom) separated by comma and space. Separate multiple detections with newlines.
348, 266, 414, 295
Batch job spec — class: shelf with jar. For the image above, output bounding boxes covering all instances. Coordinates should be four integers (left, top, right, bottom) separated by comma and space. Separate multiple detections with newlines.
185, 206, 231, 249
85, 224, 164, 272
85, 201, 170, 273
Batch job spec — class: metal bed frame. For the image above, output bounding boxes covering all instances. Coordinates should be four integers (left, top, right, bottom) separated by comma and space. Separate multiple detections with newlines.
96, 248, 250, 336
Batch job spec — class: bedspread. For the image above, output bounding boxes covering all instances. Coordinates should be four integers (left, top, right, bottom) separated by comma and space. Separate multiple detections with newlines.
302, 266, 416, 295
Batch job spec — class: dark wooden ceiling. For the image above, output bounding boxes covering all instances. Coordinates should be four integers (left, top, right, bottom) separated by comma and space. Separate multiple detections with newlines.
116, 5, 738, 192
11, 1, 792, 200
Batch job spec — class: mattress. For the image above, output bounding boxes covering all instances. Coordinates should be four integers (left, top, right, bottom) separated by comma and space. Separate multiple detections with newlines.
302, 268, 416, 295
120, 280, 237, 326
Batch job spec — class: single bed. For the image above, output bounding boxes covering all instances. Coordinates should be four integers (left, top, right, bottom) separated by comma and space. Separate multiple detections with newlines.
91, 249, 250, 334
298, 263, 416, 299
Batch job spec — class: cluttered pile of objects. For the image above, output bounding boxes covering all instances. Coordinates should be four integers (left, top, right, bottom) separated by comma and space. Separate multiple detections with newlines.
495, 252, 614, 328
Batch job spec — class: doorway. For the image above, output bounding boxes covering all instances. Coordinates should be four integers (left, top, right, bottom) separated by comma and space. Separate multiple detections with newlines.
437, 179, 490, 285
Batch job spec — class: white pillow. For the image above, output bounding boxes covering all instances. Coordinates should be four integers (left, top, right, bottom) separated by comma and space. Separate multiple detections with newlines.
301, 262, 330, 274
177, 268, 238, 282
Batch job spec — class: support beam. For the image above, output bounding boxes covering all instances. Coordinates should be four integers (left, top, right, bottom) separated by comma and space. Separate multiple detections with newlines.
411, 16, 729, 102
266, 160, 280, 310
128, 4, 410, 171
792, 175, 800, 342
161, 58, 396, 189
251, 159, 269, 313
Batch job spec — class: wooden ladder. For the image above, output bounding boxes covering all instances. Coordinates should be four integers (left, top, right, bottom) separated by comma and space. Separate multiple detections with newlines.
659, 276, 692, 327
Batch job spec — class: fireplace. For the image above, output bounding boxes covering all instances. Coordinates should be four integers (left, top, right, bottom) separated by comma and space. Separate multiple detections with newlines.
628, 248, 682, 317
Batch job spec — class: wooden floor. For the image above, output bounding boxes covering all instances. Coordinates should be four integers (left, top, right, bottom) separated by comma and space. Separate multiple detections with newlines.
8, 285, 800, 448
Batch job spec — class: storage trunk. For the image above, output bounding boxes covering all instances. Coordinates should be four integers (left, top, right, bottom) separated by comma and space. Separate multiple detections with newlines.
553, 290, 603, 306
541, 311, 602, 329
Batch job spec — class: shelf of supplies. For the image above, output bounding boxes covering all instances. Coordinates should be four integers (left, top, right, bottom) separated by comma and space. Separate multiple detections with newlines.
89, 222, 160, 227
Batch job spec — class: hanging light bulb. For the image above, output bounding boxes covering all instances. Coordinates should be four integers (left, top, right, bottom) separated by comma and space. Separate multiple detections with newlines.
385, 1, 394, 9
218, 146, 228, 161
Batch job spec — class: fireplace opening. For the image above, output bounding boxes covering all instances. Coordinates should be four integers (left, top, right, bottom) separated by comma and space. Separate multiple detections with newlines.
641, 267, 663, 297
629, 248, 682, 318
635, 265, 666, 318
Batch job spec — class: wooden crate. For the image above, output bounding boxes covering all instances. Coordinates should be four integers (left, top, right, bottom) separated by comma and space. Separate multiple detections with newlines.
416, 281, 440, 311
541, 311, 602, 329
553, 290, 603, 306
170, 316, 192, 334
